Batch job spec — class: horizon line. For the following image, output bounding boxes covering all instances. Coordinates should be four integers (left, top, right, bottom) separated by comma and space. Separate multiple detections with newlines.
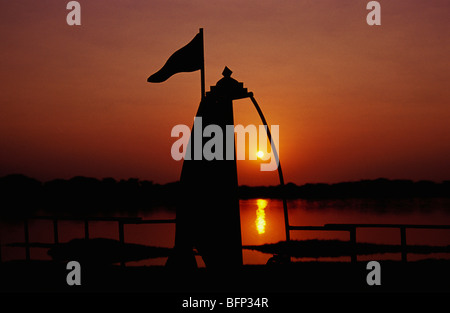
1, 173, 449, 187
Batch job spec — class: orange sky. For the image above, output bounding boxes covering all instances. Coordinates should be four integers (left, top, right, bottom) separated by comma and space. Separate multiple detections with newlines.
0, 1, 449, 186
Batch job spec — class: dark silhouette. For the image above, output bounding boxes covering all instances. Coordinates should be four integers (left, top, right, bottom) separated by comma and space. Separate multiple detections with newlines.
147, 31, 203, 83
0, 174, 180, 218
0, 174, 449, 218
46, 238, 172, 265
238, 178, 450, 199
149, 30, 290, 267
245, 239, 450, 259
167, 67, 252, 270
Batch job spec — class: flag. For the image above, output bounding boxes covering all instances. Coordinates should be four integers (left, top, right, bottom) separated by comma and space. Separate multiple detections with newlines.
147, 32, 203, 83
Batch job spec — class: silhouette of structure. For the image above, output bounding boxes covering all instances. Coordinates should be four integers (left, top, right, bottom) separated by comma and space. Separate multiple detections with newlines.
167, 67, 252, 269
147, 29, 288, 268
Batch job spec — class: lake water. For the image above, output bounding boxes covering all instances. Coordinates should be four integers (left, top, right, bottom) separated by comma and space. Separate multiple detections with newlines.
1, 198, 450, 266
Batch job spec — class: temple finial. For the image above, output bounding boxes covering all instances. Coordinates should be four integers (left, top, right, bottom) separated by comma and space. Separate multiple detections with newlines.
222, 66, 232, 78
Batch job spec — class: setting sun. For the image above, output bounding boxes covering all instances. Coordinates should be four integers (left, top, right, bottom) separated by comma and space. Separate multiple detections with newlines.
256, 151, 264, 159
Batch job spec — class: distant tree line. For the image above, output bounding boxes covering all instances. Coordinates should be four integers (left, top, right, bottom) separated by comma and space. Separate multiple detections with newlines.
0, 174, 180, 217
0, 174, 449, 217
239, 178, 450, 199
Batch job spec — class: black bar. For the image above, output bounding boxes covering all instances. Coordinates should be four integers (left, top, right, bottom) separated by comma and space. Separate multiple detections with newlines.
118, 221, 125, 267
128, 219, 176, 224
31, 216, 142, 223
290, 225, 349, 231
24, 218, 30, 261
53, 219, 59, 244
290, 226, 326, 230
325, 223, 450, 229
349, 227, 357, 264
400, 226, 407, 262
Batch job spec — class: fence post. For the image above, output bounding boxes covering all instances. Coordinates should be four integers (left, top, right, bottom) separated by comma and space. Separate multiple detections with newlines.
118, 221, 125, 267
24, 218, 30, 261
400, 227, 407, 262
53, 219, 59, 244
84, 219, 89, 239
349, 227, 357, 264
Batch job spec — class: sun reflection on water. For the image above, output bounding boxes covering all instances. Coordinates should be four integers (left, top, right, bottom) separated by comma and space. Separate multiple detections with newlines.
256, 199, 268, 234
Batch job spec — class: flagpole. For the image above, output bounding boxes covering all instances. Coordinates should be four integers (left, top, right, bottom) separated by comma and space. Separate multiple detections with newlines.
199, 28, 206, 99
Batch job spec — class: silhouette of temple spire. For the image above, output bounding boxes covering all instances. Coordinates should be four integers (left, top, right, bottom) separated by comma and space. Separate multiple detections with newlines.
167, 68, 251, 270
147, 32, 288, 270
205, 66, 251, 101
222, 66, 232, 77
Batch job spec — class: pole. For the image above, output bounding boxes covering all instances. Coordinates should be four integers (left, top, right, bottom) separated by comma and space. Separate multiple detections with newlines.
250, 96, 290, 242
400, 226, 407, 262
349, 227, 357, 264
24, 218, 30, 261
199, 28, 206, 99
119, 221, 125, 267
53, 218, 59, 244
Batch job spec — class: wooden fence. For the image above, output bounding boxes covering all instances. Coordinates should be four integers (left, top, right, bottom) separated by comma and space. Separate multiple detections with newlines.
289, 223, 450, 263
1, 217, 450, 265
1, 216, 176, 267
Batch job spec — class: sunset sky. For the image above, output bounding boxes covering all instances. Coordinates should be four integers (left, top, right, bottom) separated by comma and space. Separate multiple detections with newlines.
1, 0, 449, 186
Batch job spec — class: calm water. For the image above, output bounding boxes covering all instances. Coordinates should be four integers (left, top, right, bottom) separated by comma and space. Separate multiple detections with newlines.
1, 198, 450, 265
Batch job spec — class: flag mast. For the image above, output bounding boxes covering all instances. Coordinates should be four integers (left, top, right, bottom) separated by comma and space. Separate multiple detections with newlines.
200, 28, 206, 99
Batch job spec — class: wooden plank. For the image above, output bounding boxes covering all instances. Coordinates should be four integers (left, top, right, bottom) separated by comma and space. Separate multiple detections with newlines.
31, 216, 142, 223
130, 219, 176, 225
401, 225, 450, 230
325, 223, 450, 229
290, 225, 353, 231
289, 226, 330, 231
7, 242, 55, 248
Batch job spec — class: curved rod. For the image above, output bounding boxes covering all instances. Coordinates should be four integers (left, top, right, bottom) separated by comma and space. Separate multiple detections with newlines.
249, 95, 291, 242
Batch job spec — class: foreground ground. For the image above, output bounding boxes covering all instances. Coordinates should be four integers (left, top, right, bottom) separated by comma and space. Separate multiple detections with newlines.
1, 259, 449, 293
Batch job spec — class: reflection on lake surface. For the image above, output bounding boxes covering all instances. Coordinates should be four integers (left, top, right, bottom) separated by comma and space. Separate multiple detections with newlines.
255, 199, 267, 235
1, 198, 450, 265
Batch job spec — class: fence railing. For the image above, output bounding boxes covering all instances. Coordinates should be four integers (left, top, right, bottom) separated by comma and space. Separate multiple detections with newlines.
1, 216, 176, 267
289, 223, 450, 263
2, 218, 450, 265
